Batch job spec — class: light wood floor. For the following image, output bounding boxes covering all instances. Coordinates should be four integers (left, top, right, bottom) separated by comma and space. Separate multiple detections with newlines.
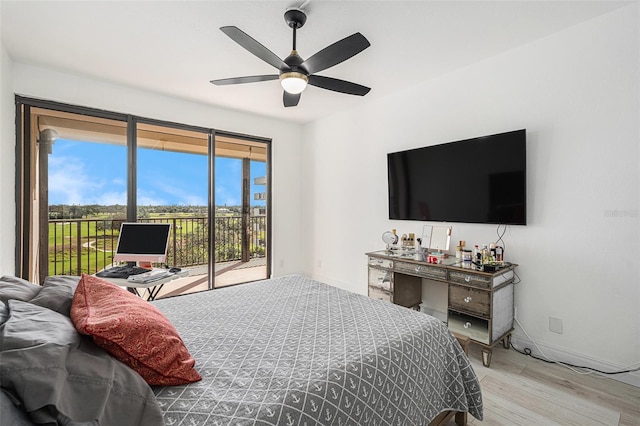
445, 345, 639, 425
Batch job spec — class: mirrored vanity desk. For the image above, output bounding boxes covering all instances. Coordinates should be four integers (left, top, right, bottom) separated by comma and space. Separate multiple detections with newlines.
366, 249, 517, 367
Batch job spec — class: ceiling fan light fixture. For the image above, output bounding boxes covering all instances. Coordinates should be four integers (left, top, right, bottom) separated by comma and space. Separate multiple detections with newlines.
280, 72, 308, 94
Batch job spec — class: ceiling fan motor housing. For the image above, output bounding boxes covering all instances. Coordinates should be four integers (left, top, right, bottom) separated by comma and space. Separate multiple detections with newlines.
282, 50, 307, 74
284, 8, 307, 29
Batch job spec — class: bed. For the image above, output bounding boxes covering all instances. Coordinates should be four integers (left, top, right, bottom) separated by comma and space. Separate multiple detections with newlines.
0, 274, 482, 425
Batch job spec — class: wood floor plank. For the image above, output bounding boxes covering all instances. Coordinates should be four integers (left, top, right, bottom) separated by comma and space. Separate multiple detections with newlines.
468, 344, 528, 377
619, 411, 640, 426
481, 374, 620, 425
481, 388, 564, 426
507, 345, 639, 405
518, 362, 640, 422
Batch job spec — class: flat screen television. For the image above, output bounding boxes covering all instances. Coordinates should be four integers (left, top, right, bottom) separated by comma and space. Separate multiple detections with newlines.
388, 129, 526, 225
112, 222, 172, 263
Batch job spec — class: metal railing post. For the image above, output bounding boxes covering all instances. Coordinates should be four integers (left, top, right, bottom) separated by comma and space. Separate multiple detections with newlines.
172, 217, 177, 266
76, 221, 82, 275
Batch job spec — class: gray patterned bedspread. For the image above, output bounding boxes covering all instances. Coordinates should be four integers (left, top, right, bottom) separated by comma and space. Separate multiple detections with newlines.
152, 275, 482, 425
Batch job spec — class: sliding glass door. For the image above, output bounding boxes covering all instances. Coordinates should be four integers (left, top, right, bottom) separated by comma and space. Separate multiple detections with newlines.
135, 121, 211, 294
16, 97, 271, 293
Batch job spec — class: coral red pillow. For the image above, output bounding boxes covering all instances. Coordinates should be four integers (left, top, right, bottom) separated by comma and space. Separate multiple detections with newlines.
71, 274, 201, 386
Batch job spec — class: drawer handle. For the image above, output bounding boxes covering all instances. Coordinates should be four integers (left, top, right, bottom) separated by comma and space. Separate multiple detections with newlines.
464, 276, 471, 283
464, 321, 472, 329
464, 296, 473, 303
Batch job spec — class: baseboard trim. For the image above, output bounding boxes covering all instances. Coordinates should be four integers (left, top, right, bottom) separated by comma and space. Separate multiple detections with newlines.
511, 334, 640, 388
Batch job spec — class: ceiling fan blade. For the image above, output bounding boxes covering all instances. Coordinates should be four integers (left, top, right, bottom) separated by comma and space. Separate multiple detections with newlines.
283, 91, 301, 107
301, 33, 370, 74
220, 26, 288, 71
210, 75, 279, 86
308, 75, 371, 96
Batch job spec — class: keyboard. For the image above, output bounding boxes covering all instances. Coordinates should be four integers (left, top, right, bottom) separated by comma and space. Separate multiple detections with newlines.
96, 265, 151, 279
127, 269, 171, 283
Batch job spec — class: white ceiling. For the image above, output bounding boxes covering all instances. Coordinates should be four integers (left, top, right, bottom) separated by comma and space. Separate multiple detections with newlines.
0, 1, 630, 124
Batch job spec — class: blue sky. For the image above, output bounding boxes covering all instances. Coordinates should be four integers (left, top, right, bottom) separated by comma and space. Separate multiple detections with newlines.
48, 139, 266, 206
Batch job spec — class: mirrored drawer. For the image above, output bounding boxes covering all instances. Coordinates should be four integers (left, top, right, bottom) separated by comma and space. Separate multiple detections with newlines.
448, 271, 491, 289
447, 311, 490, 345
368, 256, 393, 269
394, 261, 447, 280
368, 267, 392, 290
449, 285, 490, 318
368, 285, 392, 303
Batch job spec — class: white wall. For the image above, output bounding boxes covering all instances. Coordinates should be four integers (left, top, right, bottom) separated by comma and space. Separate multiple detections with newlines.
0, 44, 15, 274
1, 63, 305, 278
302, 4, 639, 382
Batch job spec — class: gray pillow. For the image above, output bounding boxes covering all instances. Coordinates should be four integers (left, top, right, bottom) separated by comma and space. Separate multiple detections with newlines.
0, 300, 164, 426
29, 275, 81, 316
0, 276, 41, 304
0, 390, 34, 426
0, 302, 8, 325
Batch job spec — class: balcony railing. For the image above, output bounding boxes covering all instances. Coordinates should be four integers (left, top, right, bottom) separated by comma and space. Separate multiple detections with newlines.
48, 216, 266, 276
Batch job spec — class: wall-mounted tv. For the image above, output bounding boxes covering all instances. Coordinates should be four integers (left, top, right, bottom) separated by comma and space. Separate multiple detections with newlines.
388, 129, 526, 225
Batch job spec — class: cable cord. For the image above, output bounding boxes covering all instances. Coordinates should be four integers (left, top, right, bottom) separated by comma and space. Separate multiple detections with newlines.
494, 223, 507, 254
511, 268, 522, 284
512, 317, 640, 375
493, 223, 521, 283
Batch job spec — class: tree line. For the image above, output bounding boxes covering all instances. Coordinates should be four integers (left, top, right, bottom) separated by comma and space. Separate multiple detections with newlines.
48, 204, 237, 219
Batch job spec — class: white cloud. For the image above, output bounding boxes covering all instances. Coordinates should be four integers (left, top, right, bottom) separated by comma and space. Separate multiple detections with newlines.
137, 190, 167, 207
48, 156, 120, 205
215, 185, 239, 206
181, 194, 207, 206
96, 191, 127, 205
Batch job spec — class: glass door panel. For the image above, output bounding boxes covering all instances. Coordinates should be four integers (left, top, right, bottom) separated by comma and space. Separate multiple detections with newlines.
214, 134, 269, 287
34, 108, 127, 281
135, 122, 210, 296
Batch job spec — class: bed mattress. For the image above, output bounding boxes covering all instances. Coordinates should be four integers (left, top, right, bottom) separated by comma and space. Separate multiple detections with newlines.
152, 275, 483, 425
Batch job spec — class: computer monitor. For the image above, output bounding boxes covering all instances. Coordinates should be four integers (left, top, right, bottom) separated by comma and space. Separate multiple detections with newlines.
112, 222, 171, 264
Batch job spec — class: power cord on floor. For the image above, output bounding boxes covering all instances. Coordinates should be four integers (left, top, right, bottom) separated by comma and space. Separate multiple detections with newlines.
512, 317, 640, 376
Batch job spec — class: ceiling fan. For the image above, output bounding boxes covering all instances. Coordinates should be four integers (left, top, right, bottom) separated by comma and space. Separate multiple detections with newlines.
210, 7, 371, 107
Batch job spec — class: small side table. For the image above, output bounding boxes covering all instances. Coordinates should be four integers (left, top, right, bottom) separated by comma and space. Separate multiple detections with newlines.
100, 270, 189, 301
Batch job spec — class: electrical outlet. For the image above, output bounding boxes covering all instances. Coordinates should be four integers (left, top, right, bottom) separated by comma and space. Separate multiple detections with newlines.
279, 259, 284, 268
549, 316, 563, 334
317, 260, 322, 268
